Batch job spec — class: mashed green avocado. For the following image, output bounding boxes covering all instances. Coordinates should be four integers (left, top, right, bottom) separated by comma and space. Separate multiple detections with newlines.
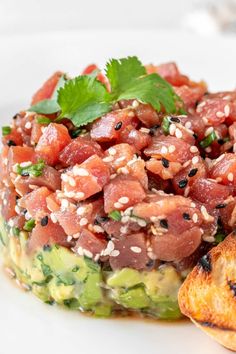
0, 216, 182, 319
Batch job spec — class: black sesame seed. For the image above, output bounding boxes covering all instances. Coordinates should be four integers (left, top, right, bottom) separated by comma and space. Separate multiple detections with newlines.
40, 216, 49, 226
178, 179, 188, 189
170, 117, 180, 123
97, 216, 109, 223
149, 124, 160, 136
183, 212, 191, 220
228, 280, 236, 297
217, 138, 224, 145
12, 113, 19, 120
188, 168, 198, 177
15, 195, 20, 201
43, 244, 51, 251
21, 171, 30, 177
160, 219, 168, 229
7, 140, 16, 147
146, 259, 155, 268
215, 203, 226, 209
161, 157, 169, 168
115, 121, 122, 131
193, 133, 198, 139
198, 254, 212, 272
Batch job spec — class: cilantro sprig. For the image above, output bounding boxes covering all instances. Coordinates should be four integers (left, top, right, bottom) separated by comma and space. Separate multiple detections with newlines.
29, 56, 181, 127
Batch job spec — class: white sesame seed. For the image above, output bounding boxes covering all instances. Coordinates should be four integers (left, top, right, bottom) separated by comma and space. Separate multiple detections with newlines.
64, 191, 77, 198
224, 104, 230, 117
200, 205, 214, 222
132, 100, 139, 108
202, 235, 215, 243
61, 199, 69, 209
76, 206, 86, 216
198, 101, 206, 108
8, 219, 15, 227
68, 177, 76, 187
168, 145, 176, 153
41, 127, 46, 133
29, 184, 39, 190
93, 225, 104, 233
75, 192, 85, 199
120, 225, 128, 234
147, 251, 157, 260
3, 199, 7, 205
118, 167, 129, 174
110, 250, 120, 257
14, 205, 21, 214
216, 111, 225, 118
110, 173, 117, 179
190, 146, 198, 153
72, 166, 89, 176
25, 211, 32, 220
139, 127, 150, 134
79, 217, 88, 226
192, 156, 199, 165
184, 186, 190, 197
118, 196, 129, 204
114, 202, 122, 209
121, 215, 130, 223
3, 158, 8, 166
191, 202, 196, 208
130, 246, 142, 253
205, 127, 214, 136
128, 111, 135, 117
67, 235, 73, 242
205, 147, 212, 153
160, 146, 168, 154
20, 161, 32, 168
25, 121, 32, 129
50, 213, 57, 223
103, 156, 114, 163
108, 147, 116, 156
137, 218, 147, 227
150, 216, 159, 222
227, 172, 234, 182
61, 174, 69, 182
185, 121, 192, 129
101, 240, 115, 256
169, 124, 176, 135
83, 249, 93, 258
77, 246, 84, 256
192, 213, 198, 223
116, 156, 126, 163
175, 128, 183, 139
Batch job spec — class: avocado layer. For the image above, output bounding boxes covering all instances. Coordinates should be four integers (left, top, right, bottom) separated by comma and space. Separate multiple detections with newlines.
0, 216, 183, 319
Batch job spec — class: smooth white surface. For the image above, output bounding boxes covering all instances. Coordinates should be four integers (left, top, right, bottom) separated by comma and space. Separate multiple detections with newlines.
0, 29, 234, 354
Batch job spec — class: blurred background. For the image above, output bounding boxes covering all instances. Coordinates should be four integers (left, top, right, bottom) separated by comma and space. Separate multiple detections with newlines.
1, 0, 236, 36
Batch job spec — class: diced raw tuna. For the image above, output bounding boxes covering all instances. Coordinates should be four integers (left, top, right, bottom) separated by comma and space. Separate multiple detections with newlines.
74, 229, 107, 257
19, 187, 51, 220
31, 71, 63, 105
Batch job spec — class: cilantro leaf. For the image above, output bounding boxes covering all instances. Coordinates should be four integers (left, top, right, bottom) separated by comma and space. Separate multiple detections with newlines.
29, 99, 60, 114
106, 56, 146, 97
57, 75, 112, 127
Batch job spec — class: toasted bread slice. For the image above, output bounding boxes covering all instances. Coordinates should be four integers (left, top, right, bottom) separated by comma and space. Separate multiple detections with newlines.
178, 232, 236, 351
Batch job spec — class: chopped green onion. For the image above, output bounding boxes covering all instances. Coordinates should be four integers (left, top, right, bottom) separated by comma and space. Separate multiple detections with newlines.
161, 116, 170, 135
23, 219, 36, 232
16, 159, 45, 177
36, 116, 51, 125
70, 128, 85, 138
2, 126, 11, 136
108, 210, 121, 221
12, 227, 20, 237
214, 233, 226, 244
200, 130, 217, 148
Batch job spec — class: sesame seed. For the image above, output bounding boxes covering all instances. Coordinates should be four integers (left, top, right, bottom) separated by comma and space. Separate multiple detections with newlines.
120, 225, 128, 234
191, 202, 196, 208
188, 168, 198, 177
108, 147, 116, 156
103, 156, 114, 163
137, 218, 147, 227
205, 147, 212, 153
68, 177, 76, 187
50, 213, 57, 223
160, 219, 168, 229
14, 205, 21, 214
61, 174, 69, 182
83, 249, 93, 258
118, 196, 129, 204
132, 100, 139, 108
185, 121, 192, 129
170, 117, 180, 123
77, 246, 84, 256
184, 186, 190, 197
161, 146, 168, 154
115, 121, 122, 130
40, 216, 48, 226
119, 167, 129, 174
168, 145, 176, 153
116, 156, 126, 163
67, 236, 73, 242
76, 192, 85, 199
121, 215, 130, 223
130, 246, 142, 253
110, 250, 120, 257
110, 173, 117, 179
183, 212, 191, 220
24, 211, 32, 220
190, 146, 198, 153
79, 218, 88, 226
8, 219, 15, 227
101, 240, 115, 256
215, 203, 226, 209
76, 206, 86, 215
161, 158, 169, 168
200, 205, 214, 222
3, 199, 7, 205
25, 121, 32, 129
150, 216, 159, 222
20, 161, 32, 168
93, 225, 104, 233
203, 236, 215, 243
114, 202, 122, 209
175, 128, 183, 139
178, 179, 188, 188
227, 173, 234, 182
192, 156, 199, 165
72, 166, 89, 176
169, 123, 176, 135
216, 111, 224, 118
224, 104, 230, 117
205, 127, 214, 136
192, 213, 198, 223
139, 127, 150, 134
61, 199, 69, 209
128, 111, 135, 117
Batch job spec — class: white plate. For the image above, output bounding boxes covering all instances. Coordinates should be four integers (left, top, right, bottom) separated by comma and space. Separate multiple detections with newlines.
0, 29, 235, 354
